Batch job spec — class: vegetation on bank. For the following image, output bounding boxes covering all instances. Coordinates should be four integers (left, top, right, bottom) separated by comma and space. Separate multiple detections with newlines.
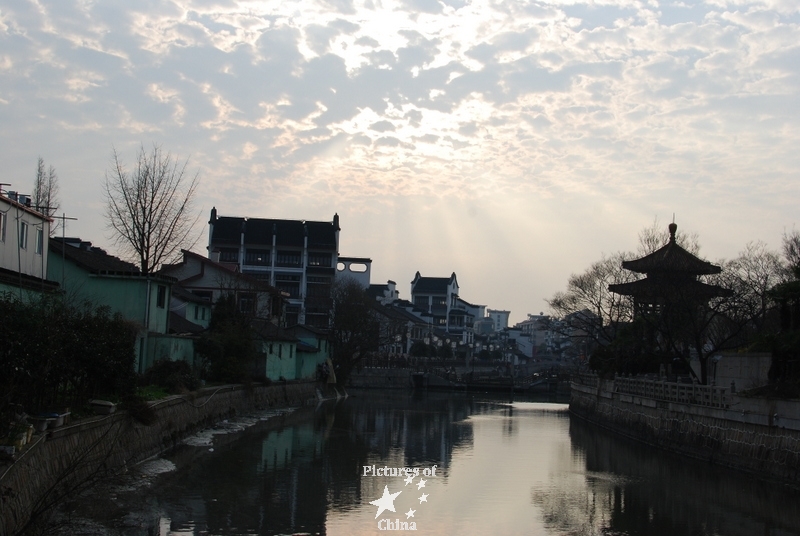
547, 221, 800, 392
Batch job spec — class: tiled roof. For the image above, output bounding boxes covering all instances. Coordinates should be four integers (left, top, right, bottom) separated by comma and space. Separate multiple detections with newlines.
168, 311, 205, 335
211, 216, 337, 249
162, 249, 286, 297
622, 224, 721, 275
609, 278, 732, 298
251, 318, 297, 341
50, 238, 141, 275
412, 277, 450, 294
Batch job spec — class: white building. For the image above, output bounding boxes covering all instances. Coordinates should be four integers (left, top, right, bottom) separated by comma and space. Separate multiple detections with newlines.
0, 191, 52, 296
487, 309, 511, 332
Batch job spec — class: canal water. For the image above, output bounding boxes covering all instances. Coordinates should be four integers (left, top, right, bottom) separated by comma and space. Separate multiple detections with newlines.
60, 391, 800, 535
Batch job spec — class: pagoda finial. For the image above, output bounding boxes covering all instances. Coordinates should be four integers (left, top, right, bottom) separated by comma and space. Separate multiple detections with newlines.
668, 222, 677, 243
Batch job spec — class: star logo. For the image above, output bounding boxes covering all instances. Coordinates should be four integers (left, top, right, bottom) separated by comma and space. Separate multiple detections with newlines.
404, 474, 414, 486
370, 485, 402, 518
405, 508, 416, 519
418, 493, 428, 504
416, 478, 426, 490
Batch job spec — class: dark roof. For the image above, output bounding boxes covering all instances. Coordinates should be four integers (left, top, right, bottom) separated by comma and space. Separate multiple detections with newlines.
412, 272, 457, 294
162, 249, 286, 297
168, 311, 205, 335
622, 224, 721, 275
296, 341, 319, 353
0, 266, 60, 292
287, 324, 330, 337
171, 284, 211, 304
50, 238, 142, 276
367, 283, 390, 299
609, 278, 732, 299
251, 319, 297, 342
211, 215, 338, 249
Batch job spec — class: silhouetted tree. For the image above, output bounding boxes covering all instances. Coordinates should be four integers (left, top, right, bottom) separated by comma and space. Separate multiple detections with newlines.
33, 157, 60, 235
104, 144, 200, 274
196, 294, 258, 383
329, 277, 380, 385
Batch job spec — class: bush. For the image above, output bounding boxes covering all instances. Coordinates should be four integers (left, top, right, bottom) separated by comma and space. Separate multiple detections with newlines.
143, 358, 199, 394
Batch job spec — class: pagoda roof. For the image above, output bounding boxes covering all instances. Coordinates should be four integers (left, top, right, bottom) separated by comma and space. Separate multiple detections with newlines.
621, 223, 721, 275
609, 277, 732, 299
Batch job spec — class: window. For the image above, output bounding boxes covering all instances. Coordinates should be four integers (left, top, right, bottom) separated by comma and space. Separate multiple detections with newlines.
219, 248, 239, 263
194, 305, 199, 320
156, 285, 167, 308
276, 250, 301, 267
308, 252, 331, 267
0, 212, 5, 242
239, 293, 255, 314
19, 221, 27, 249
276, 273, 301, 298
35, 228, 43, 255
245, 248, 270, 265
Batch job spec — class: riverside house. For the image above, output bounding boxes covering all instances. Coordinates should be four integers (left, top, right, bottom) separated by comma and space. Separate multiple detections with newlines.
47, 237, 191, 373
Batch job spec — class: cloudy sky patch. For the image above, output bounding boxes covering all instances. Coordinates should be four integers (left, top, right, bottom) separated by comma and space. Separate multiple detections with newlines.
1, 0, 799, 322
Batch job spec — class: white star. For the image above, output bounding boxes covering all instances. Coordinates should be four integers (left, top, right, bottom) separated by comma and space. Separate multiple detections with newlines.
405, 508, 416, 519
416, 478, 426, 490
370, 486, 402, 519
418, 493, 428, 503
404, 474, 414, 486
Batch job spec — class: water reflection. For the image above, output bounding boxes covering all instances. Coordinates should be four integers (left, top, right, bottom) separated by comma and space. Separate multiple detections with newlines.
68, 391, 800, 535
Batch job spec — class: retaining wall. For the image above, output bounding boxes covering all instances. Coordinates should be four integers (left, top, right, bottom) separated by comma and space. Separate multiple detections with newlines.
0, 381, 317, 536
570, 379, 800, 487
348, 368, 411, 389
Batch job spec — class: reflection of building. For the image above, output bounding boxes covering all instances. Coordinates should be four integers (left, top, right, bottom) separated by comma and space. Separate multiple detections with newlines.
207, 209, 340, 327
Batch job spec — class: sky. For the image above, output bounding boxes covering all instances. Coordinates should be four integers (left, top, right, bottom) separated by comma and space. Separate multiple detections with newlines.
1, 0, 799, 325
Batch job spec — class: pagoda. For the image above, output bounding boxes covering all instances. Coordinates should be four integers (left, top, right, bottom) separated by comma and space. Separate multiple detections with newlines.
609, 222, 731, 318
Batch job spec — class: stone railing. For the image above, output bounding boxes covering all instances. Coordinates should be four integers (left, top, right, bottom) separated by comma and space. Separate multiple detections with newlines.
614, 376, 730, 409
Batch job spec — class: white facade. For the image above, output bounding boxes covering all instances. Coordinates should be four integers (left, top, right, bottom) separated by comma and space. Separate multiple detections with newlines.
487, 309, 511, 332
0, 193, 50, 281
337, 256, 373, 288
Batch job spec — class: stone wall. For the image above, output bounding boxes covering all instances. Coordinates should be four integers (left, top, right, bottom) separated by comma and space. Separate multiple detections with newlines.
347, 368, 412, 389
0, 381, 317, 536
570, 380, 800, 487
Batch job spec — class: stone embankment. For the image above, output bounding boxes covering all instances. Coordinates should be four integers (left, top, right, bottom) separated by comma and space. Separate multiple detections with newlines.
347, 368, 412, 389
571, 374, 800, 486
0, 381, 317, 536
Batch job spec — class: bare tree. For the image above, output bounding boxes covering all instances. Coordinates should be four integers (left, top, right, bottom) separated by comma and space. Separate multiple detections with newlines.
637, 216, 700, 256
33, 157, 60, 235
782, 228, 800, 277
546, 252, 638, 348
104, 144, 200, 274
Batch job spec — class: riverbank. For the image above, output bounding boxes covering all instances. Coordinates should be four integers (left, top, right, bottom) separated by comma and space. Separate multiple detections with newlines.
0, 381, 318, 536
570, 374, 800, 488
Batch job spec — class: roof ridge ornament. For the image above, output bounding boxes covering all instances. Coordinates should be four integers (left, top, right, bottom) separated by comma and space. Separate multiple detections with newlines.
669, 222, 677, 243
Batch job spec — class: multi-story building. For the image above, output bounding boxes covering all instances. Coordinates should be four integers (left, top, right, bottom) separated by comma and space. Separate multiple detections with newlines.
487, 309, 511, 332
410, 272, 461, 332
0, 191, 55, 297
207, 208, 340, 327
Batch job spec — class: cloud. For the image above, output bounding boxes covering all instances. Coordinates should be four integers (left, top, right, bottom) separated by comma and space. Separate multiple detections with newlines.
0, 0, 799, 322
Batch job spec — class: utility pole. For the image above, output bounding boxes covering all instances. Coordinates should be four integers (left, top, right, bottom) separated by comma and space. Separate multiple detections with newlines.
52, 213, 78, 290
